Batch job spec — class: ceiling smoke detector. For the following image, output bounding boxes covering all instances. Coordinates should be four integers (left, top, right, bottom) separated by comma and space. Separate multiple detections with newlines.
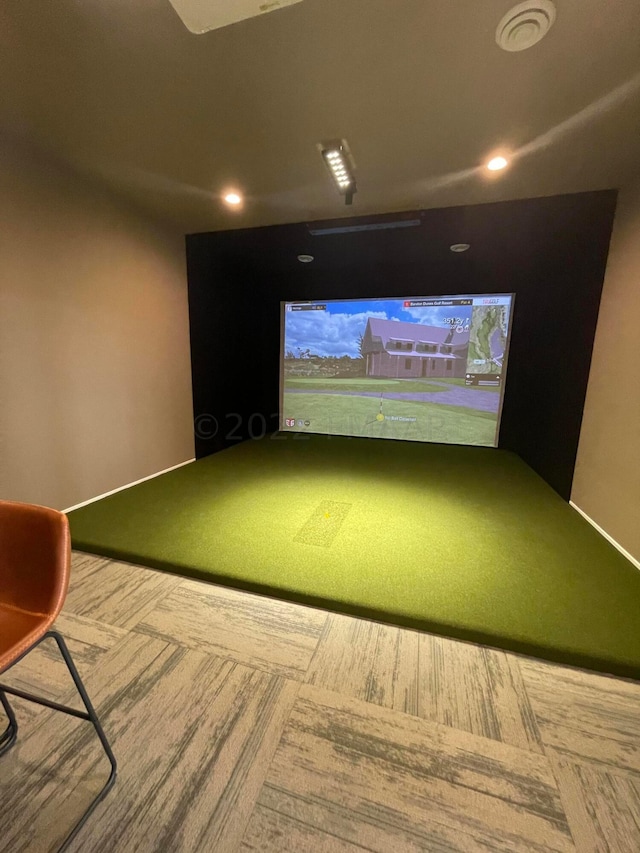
168, 0, 304, 35
496, 1, 556, 52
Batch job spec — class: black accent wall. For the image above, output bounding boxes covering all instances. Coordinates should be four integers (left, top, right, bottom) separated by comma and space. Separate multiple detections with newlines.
186, 190, 617, 500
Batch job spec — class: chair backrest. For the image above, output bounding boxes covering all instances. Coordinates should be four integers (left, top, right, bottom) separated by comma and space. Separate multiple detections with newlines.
0, 501, 71, 620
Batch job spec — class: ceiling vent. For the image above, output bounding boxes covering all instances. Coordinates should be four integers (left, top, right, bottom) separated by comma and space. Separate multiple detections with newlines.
168, 0, 304, 34
496, 1, 556, 52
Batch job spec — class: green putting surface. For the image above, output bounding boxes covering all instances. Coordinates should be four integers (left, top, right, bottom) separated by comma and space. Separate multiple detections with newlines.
68, 435, 640, 679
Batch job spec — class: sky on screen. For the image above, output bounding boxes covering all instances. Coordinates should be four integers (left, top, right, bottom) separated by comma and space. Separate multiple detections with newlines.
284, 297, 474, 358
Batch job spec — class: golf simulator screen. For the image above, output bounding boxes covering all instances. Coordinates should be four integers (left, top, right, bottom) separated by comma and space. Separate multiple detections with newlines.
279, 293, 515, 447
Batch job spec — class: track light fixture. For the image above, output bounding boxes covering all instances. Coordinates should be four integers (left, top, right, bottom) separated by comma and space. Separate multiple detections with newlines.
319, 139, 357, 205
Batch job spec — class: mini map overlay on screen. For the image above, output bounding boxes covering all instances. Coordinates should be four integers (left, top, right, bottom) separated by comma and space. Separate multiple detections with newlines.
280, 293, 515, 447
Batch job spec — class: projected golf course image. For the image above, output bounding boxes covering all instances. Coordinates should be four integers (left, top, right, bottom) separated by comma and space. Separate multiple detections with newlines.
280, 294, 514, 446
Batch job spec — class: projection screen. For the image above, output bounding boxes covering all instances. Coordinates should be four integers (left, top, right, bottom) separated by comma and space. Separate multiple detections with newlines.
280, 293, 515, 447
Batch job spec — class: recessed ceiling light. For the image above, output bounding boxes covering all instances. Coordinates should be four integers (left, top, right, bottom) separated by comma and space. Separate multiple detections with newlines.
487, 156, 509, 171
223, 192, 242, 205
450, 243, 471, 253
297, 254, 314, 263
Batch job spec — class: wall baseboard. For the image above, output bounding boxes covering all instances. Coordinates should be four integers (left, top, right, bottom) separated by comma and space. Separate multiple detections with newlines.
63, 458, 195, 514
570, 501, 640, 571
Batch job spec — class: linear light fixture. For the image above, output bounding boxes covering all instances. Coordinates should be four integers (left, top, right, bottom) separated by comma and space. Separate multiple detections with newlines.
309, 219, 421, 236
319, 139, 357, 205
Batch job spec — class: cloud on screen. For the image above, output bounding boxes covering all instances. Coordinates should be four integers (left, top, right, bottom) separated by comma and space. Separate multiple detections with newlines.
403, 305, 473, 326
285, 310, 388, 357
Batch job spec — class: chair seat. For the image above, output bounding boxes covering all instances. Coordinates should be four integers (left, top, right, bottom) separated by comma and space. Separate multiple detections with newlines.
0, 501, 116, 851
0, 603, 54, 674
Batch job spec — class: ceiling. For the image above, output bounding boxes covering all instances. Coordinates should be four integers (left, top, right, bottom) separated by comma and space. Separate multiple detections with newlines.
1, 0, 639, 234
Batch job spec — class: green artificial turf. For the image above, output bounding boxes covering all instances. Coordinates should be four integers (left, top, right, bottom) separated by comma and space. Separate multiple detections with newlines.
68, 435, 640, 679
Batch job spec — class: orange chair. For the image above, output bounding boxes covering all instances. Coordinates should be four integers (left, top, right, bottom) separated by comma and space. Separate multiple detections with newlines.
0, 500, 116, 851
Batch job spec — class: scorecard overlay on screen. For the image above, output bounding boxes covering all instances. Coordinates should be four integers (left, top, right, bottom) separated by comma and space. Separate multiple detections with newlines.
279, 293, 515, 447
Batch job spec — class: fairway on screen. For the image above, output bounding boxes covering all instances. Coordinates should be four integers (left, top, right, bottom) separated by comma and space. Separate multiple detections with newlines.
279, 293, 515, 447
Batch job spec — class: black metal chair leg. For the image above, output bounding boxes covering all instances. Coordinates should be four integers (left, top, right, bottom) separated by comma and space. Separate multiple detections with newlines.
0, 630, 117, 853
47, 631, 118, 853
0, 690, 18, 756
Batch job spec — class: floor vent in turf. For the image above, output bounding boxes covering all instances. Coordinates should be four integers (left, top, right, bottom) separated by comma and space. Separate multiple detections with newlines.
294, 501, 352, 547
